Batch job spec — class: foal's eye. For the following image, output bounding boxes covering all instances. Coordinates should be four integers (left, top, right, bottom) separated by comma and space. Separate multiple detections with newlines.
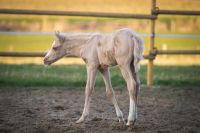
53, 47, 58, 50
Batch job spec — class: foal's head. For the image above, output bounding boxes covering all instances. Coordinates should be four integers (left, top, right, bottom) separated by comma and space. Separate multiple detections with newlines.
43, 32, 66, 65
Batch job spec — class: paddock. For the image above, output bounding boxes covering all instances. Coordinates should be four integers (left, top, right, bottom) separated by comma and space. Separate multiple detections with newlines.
0, 86, 199, 133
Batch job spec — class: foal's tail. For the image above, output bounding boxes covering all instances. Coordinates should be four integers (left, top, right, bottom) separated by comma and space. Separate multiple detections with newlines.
132, 33, 144, 72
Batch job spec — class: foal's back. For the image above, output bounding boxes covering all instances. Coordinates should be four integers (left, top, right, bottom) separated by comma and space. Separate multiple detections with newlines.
96, 28, 137, 68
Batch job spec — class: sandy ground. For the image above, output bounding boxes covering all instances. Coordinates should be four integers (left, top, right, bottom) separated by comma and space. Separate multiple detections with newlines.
0, 86, 199, 133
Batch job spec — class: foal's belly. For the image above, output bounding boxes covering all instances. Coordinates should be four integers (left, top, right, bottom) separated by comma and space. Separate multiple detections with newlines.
97, 34, 117, 68
98, 50, 117, 68
99, 59, 117, 68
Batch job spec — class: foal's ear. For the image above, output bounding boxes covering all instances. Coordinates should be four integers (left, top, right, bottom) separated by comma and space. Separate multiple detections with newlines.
55, 31, 60, 37
55, 31, 65, 43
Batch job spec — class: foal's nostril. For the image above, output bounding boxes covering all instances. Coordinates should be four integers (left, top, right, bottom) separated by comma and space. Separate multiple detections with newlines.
43, 58, 48, 63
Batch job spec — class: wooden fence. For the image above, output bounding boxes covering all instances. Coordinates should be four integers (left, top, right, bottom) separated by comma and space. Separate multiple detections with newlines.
0, 0, 200, 87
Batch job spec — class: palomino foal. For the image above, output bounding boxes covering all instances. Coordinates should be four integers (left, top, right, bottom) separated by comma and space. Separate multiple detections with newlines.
44, 28, 144, 126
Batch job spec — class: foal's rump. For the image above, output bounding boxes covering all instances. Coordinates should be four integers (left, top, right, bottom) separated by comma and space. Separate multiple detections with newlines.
113, 28, 144, 71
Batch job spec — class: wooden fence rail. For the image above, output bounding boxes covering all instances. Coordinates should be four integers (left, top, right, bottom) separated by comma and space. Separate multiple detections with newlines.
0, 9, 156, 19
0, 0, 200, 87
0, 51, 154, 59
156, 50, 200, 55
153, 9, 200, 16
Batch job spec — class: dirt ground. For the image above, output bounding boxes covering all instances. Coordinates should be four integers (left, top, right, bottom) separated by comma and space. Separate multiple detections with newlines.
0, 86, 199, 133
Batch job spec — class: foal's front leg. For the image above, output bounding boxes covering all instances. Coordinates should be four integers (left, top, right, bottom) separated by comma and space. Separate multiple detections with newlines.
76, 65, 97, 123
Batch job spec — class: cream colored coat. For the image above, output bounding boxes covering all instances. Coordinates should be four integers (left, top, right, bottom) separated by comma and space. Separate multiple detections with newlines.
44, 28, 144, 126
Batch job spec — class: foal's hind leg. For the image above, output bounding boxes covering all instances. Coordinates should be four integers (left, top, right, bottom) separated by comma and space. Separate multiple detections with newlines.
130, 63, 141, 121
119, 64, 137, 126
99, 68, 124, 123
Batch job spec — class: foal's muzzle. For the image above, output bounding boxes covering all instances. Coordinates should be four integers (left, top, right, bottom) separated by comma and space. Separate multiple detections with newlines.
43, 57, 50, 65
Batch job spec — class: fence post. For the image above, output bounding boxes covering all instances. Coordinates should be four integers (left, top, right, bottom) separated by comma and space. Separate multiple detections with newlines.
147, 0, 156, 87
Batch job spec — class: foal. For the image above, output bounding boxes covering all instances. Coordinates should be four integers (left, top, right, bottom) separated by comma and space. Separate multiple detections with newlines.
44, 28, 144, 126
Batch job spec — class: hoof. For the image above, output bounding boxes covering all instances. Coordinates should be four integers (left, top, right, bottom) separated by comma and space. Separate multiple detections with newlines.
76, 117, 84, 123
117, 111, 125, 123
118, 116, 125, 124
126, 119, 136, 126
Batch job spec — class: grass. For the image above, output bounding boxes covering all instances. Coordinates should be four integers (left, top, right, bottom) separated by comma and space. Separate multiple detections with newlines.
0, 34, 54, 52
0, 34, 199, 55
155, 37, 200, 50
0, 64, 199, 88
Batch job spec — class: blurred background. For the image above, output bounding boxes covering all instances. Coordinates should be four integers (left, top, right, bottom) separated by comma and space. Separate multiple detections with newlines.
0, 0, 200, 86
0, 0, 200, 65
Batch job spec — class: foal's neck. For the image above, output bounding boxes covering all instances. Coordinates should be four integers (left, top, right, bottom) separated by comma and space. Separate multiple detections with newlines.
64, 33, 95, 57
